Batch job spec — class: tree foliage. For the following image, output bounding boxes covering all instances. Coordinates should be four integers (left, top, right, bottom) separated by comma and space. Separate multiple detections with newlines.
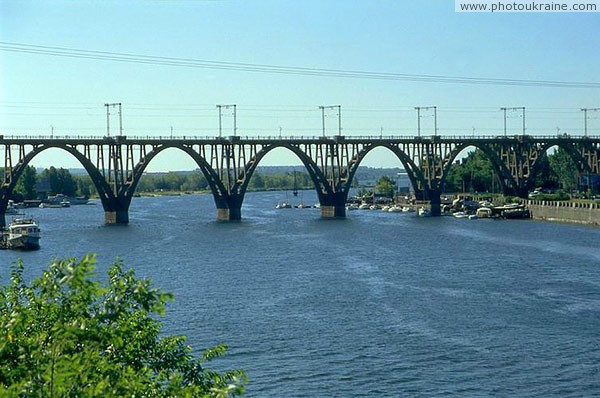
374, 175, 396, 197
13, 166, 37, 200
444, 148, 582, 194
39, 167, 78, 197
0, 255, 246, 397
444, 149, 496, 193
548, 147, 579, 191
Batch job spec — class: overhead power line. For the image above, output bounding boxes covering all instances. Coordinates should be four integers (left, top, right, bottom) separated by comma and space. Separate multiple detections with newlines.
1, 41, 599, 89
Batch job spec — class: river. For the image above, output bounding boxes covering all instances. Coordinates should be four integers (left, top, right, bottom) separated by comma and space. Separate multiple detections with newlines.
1, 191, 599, 397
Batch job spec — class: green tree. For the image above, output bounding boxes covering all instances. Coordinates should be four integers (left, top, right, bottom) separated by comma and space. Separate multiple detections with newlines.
39, 167, 78, 196
13, 165, 37, 200
74, 174, 95, 197
181, 173, 208, 191
136, 174, 156, 192
0, 255, 246, 397
548, 147, 578, 192
249, 172, 265, 190
375, 175, 396, 197
444, 149, 496, 193
532, 155, 557, 190
163, 172, 185, 191
444, 162, 466, 193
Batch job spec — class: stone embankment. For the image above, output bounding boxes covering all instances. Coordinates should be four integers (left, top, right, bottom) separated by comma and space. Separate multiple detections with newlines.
524, 200, 600, 226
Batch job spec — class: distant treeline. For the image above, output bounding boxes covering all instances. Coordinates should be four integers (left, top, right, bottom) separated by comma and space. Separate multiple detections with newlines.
6, 167, 318, 200
135, 171, 316, 193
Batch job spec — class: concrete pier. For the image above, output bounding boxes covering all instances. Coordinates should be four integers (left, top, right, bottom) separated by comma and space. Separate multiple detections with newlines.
105, 210, 129, 224
216, 207, 242, 221
320, 205, 346, 218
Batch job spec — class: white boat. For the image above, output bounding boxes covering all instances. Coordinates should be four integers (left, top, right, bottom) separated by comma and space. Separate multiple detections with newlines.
46, 194, 88, 206
39, 200, 70, 208
476, 207, 492, 218
453, 211, 469, 218
418, 207, 431, 217
358, 203, 370, 210
275, 201, 292, 209
4, 217, 40, 250
388, 205, 403, 213
402, 206, 415, 213
346, 203, 359, 211
5, 200, 21, 215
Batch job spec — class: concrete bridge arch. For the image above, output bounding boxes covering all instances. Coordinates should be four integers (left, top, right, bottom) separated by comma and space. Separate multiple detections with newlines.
0, 143, 116, 226
442, 142, 517, 196
341, 143, 426, 200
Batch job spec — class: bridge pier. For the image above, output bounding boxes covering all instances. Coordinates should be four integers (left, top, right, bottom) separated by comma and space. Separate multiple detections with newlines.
103, 198, 131, 224
429, 195, 442, 216
105, 209, 129, 224
216, 206, 242, 221
320, 192, 347, 218
214, 194, 243, 221
320, 205, 346, 218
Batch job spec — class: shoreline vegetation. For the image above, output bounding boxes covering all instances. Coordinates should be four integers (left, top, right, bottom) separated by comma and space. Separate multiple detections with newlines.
0, 255, 247, 396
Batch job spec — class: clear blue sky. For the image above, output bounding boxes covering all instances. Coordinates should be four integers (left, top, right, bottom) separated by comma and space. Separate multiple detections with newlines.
1, 0, 599, 170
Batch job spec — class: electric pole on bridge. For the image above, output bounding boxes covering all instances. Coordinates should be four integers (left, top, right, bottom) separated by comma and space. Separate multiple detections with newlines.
104, 103, 123, 137
319, 105, 342, 137
414, 106, 437, 137
581, 108, 600, 137
500, 107, 525, 136
217, 104, 237, 137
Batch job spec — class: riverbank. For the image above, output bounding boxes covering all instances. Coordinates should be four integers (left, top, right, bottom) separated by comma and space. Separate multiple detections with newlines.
524, 199, 600, 226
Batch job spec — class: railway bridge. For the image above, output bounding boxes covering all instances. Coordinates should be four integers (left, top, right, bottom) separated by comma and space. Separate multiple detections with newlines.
1, 134, 599, 226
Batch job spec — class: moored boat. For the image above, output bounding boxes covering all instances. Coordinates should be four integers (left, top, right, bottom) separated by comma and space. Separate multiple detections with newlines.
453, 211, 469, 218
476, 207, 492, 218
493, 203, 531, 219
45, 194, 88, 206
5, 200, 22, 215
346, 203, 359, 211
418, 207, 431, 217
68, 196, 89, 205
39, 201, 70, 208
2, 217, 40, 250
275, 201, 292, 209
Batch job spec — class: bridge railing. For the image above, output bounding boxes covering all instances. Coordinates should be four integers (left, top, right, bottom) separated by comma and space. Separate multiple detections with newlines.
0, 134, 598, 141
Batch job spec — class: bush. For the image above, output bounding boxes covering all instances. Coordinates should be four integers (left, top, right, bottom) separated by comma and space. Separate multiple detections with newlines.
0, 254, 246, 397
534, 192, 570, 201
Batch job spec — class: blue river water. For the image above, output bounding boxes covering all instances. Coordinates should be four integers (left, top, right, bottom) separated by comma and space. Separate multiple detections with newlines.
1, 191, 600, 397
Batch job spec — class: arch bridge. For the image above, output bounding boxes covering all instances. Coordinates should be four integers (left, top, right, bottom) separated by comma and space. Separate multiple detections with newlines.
1, 134, 599, 226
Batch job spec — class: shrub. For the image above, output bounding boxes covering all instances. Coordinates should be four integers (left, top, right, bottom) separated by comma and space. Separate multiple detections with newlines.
0, 254, 246, 397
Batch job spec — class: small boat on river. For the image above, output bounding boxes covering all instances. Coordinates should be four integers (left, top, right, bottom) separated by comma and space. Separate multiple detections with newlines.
5, 200, 22, 215
1, 217, 40, 250
418, 207, 431, 217
275, 201, 292, 209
